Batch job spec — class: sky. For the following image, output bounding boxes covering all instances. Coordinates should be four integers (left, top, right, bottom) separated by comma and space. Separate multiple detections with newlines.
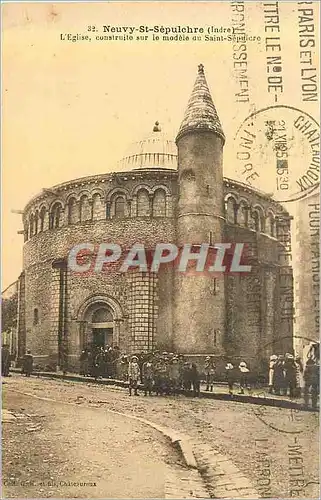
2, 1, 319, 289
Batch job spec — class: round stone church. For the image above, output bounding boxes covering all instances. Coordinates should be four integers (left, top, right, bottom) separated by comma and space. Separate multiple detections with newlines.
16, 65, 294, 373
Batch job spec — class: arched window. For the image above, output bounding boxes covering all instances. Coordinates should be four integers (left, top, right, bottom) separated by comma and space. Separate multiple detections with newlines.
92, 194, 104, 220
50, 203, 63, 229
152, 189, 166, 217
266, 213, 275, 237
225, 197, 237, 224
238, 202, 248, 227
114, 196, 125, 218
68, 198, 78, 224
39, 207, 46, 232
80, 195, 91, 222
251, 211, 260, 232
33, 308, 39, 325
137, 189, 150, 217
258, 210, 265, 233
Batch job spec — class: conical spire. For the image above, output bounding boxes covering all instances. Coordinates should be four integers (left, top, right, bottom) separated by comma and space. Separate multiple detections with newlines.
176, 64, 225, 143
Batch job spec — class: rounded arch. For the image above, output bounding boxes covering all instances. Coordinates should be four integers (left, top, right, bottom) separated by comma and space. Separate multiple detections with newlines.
38, 202, 49, 213
48, 199, 65, 212
131, 184, 153, 197
91, 188, 105, 199
106, 187, 130, 203
49, 201, 64, 229
136, 187, 151, 217
151, 184, 171, 196
78, 189, 93, 202
224, 193, 239, 203
252, 204, 265, 232
265, 209, 276, 237
224, 194, 238, 224
238, 196, 250, 207
152, 188, 167, 217
66, 192, 79, 204
113, 195, 126, 218
265, 207, 276, 218
79, 194, 92, 222
77, 294, 124, 322
39, 205, 47, 232
252, 203, 265, 215
67, 196, 79, 224
92, 192, 105, 220
237, 198, 249, 227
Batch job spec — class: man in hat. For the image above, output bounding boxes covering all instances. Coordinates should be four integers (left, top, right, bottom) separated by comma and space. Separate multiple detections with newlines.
225, 362, 235, 395
204, 356, 216, 392
128, 355, 140, 396
238, 361, 251, 394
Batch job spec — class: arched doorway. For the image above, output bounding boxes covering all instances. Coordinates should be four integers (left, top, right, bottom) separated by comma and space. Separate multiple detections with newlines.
82, 303, 115, 349
90, 305, 114, 348
77, 294, 124, 351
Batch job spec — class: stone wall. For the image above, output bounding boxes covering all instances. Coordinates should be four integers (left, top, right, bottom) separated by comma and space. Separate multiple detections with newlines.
19, 169, 294, 372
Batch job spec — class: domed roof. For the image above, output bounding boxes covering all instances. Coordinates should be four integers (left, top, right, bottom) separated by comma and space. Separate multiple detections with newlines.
119, 122, 177, 170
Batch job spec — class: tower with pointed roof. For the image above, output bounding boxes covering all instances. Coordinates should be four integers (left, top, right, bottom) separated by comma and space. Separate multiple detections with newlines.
16, 64, 294, 374
173, 64, 226, 355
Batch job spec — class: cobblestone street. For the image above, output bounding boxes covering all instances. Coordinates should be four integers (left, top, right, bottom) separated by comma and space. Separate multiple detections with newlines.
3, 374, 320, 499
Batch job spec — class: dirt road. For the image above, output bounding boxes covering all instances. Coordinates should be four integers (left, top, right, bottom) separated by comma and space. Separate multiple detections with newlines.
3, 389, 184, 498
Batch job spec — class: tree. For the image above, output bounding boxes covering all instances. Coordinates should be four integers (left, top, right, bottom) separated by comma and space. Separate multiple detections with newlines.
2, 293, 18, 333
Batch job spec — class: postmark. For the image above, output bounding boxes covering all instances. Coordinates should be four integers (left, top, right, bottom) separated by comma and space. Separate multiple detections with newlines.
234, 105, 320, 203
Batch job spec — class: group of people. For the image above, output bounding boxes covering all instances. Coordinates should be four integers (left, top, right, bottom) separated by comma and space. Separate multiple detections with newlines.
79, 345, 120, 379
269, 353, 306, 397
125, 352, 202, 397
2, 341, 318, 409
81, 348, 319, 408
269, 351, 319, 408
118, 352, 254, 398
1, 345, 33, 377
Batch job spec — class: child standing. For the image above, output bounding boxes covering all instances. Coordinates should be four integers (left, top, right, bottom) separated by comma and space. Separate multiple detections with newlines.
128, 355, 140, 396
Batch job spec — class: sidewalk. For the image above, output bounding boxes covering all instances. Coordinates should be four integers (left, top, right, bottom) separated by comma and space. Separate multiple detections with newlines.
10, 368, 319, 412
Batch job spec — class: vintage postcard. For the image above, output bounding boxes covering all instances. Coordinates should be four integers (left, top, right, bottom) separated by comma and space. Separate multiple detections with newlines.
2, 1, 320, 499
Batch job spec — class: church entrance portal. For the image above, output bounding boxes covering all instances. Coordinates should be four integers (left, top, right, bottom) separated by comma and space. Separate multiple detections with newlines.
78, 295, 124, 352
89, 306, 114, 349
